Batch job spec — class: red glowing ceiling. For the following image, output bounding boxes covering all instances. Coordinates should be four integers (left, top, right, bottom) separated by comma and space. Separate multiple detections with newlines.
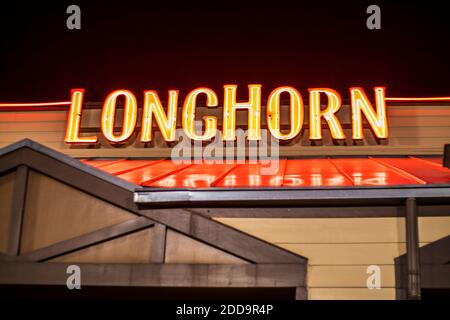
80, 157, 449, 188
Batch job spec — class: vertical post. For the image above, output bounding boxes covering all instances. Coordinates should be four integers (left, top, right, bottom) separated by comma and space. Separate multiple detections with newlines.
8, 165, 29, 255
405, 198, 421, 300
151, 223, 167, 263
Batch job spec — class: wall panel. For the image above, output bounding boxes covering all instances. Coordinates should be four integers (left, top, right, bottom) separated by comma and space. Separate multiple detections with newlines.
52, 228, 153, 263
21, 171, 135, 253
216, 216, 450, 300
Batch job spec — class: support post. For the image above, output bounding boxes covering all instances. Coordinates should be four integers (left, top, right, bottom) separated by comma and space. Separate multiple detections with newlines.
405, 198, 421, 300
151, 223, 167, 263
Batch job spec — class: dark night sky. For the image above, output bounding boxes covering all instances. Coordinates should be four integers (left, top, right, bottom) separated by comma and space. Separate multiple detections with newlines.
0, 0, 449, 102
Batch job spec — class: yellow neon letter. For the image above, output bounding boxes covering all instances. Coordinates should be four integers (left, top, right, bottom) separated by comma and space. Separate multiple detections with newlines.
223, 84, 261, 141
350, 87, 388, 139
309, 88, 345, 140
267, 86, 304, 140
101, 90, 137, 143
140, 90, 178, 142
182, 88, 218, 141
65, 89, 98, 143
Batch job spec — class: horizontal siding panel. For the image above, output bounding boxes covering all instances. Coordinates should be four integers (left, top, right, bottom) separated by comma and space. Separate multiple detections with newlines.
0, 105, 448, 156
388, 117, 450, 127
0, 111, 67, 122
279, 146, 444, 156
0, 140, 445, 157
0, 122, 67, 132
388, 108, 450, 117
388, 137, 450, 145
388, 126, 450, 138
278, 243, 410, 265
309, 288, 396, 300
215, 218, 406, 244
419, 217, 450, 242
308, 265, 396, 288
0, 131, 450, 145
0, 131, 65, 142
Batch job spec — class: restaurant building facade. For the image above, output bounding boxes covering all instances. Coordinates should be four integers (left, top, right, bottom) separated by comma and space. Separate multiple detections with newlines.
0, 86, 449, 300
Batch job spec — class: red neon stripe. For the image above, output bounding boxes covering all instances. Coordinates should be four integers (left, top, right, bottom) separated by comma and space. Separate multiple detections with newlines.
0, 101, 71, 107
385, 97, 450, 102
1, 96, 449, 109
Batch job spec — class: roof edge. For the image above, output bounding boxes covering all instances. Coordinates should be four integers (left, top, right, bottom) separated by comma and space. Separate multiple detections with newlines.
0, 139, 138, 192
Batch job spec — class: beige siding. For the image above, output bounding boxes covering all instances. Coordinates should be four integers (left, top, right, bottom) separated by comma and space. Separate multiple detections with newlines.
308, 265, 396, 288
52, 228, 153, 263
280, 243, 407, 265
418, 217, 450, 242
309, 288, 396, 300
0, 172, 15, 253
165, 229, 248, 264
216, 216, 450, 300
21, 171, 135, 253
1, 103, 449, 157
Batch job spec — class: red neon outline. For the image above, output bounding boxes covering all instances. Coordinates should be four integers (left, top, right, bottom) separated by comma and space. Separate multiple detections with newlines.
0, 92, 450, 113
0, 101, 72, 111
0, 101, 72, 107
385, 97, 450, 102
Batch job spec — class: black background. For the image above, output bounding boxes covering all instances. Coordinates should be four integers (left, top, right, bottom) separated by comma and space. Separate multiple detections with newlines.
0, 0, 449, 102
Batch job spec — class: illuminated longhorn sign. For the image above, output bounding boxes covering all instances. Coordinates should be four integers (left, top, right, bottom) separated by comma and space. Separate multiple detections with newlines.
64, 85, 388, 144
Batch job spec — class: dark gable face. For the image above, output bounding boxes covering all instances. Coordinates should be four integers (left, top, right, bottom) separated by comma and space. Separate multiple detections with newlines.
0, 0, 449, 101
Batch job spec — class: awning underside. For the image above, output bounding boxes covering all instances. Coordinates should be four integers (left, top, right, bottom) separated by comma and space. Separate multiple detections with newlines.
81, 157, 450, 189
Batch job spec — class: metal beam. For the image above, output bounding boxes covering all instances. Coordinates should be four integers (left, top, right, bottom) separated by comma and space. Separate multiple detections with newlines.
405, 198, 421, 300
19, 217, 154, 262
187, 205, 450, 218
140, 208, 307, 264
134, 187, 450, 207
0, 262, 307, 290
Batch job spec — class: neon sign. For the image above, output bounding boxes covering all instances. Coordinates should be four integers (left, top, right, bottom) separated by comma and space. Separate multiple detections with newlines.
63, 85, 389, 144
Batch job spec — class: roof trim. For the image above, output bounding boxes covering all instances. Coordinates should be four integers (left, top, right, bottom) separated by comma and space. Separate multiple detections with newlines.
0, 139, 137, 192
134, 186, 450, 206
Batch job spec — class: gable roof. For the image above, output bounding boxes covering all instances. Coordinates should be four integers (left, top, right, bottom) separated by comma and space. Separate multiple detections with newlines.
0, 139, 306, 265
